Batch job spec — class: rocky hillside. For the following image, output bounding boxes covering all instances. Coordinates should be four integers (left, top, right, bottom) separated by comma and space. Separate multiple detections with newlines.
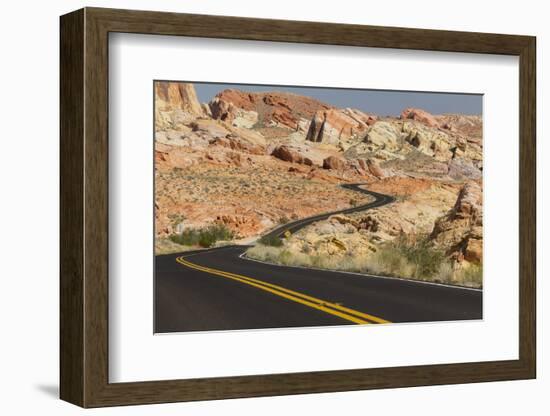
154, 82, 376, 243
431, 181, 483, 264
209, 88, 333, 132
154, 82, 483, 286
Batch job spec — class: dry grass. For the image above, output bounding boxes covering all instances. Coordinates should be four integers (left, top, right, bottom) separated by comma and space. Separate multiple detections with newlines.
246, 236, 482, 289
246, 245, 372, 272
452, 264, 483, 288
367, 235, 447, 281
155, 238, 196, 255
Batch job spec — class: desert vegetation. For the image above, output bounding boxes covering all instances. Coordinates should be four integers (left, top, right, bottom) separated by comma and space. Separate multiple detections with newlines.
169, 224, 234, 248
258, 233, 284, 247
246, 233, 482, 288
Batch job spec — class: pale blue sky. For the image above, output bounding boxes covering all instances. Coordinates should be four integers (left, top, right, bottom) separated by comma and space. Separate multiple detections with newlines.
189, 81, 482, 116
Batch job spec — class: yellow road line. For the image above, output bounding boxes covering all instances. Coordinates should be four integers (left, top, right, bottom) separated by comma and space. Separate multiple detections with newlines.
177, 257, 368, 324
180, 258, 389, 324
176, 256, 390, 325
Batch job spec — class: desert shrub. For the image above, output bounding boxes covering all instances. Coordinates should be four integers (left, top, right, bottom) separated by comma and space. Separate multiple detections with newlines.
369, 247, 415, 278
169, 224, 234, 248
258, 234, 284, 247
169, 228, 200, 246
245, 245, 284, 263
368, 236, 482, 288
203, 224, 234, 247
278, 215, 290, 224
454, 264, 483, 287
246, 233, 481, 288
366, 234, 447, 280
436, 261, 455, 284
246, 245, 312, 267
311, 254, 334, 270
398, 236, 447, 279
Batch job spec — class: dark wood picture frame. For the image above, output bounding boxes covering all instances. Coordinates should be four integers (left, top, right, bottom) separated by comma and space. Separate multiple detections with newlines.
60, 7, 536, 408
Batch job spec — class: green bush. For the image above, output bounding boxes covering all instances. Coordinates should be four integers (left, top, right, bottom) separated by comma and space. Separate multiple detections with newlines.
169, 224, 234, 248
368, 234, 447, 280
169, 229, 200, 246
397, 236, 447, 279
258, 233, 283, 247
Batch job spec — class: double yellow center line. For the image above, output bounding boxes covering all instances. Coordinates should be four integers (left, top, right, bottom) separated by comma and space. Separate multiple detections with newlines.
176, 256, 389, 325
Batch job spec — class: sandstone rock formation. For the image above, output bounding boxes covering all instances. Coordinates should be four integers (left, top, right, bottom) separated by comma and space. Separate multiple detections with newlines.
322, 155, 347, 170
283, 178, 462, 260
209, 96, 259, 128
365, 158, 385, 178
437, 114, 482, 142
364, 121, 402, 152
209, 89, 332, 130
305, 108, 372, 144
431, 181, 483, 263
401, 107, 439, 128
155, 82, 205, 131
284, 217, 377, 258
155, 82, 204, 115
271, 145, 313, 165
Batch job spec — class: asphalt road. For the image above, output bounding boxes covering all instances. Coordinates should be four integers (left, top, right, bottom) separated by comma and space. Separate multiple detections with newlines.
261, 184, 396, 240
155, 184, 482, 333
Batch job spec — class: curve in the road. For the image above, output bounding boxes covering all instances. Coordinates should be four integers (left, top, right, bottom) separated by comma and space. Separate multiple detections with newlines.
155, 183, 482, 333
176, 254, 390, 324
262, 183, 395, 240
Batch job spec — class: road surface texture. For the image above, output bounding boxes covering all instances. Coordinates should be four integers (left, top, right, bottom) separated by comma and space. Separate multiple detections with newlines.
155, 184, 482, 333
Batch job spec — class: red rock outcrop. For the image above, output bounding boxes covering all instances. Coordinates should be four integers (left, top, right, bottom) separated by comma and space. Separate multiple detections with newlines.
322, 155, 347, 170
215, 213, 263, 236
401, 108, 439, 128
436, 114, 483, 143
366, 177, 434, 197
211, 136, 264, 155
271, 145, 313, 165
210, 89, 333, 130
306, 109, 372, 144
208, 97, 236, 122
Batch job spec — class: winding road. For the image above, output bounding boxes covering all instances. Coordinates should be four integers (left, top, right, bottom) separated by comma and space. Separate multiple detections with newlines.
155, 184, 482, 333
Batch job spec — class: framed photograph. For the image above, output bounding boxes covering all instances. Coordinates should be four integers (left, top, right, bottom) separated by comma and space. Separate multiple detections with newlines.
60, 7, 536, 407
